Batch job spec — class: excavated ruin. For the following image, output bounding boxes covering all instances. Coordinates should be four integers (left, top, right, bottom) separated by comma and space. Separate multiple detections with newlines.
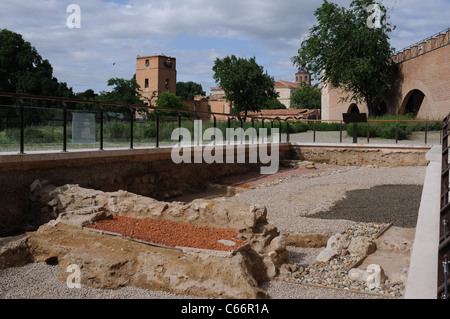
1, 180, 295, 299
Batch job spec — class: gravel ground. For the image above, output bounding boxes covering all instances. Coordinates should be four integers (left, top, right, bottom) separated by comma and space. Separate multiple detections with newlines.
0, 165, 426, 300
229, 165, 426, 236
0, 260, 381, 300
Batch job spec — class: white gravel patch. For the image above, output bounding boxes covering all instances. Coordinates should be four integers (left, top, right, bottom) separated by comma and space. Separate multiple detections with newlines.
229, 166, 426, 235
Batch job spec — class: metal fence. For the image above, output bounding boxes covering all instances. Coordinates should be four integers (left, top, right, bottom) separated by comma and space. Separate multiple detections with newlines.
0, 92, 444, 154
439, 111, 450, 298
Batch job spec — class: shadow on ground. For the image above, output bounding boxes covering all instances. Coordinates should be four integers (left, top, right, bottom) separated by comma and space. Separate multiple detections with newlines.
308, 184, 423, 228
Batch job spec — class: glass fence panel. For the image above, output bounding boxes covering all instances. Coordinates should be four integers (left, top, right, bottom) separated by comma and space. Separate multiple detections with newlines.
158, 114, 186, 147
132, 111, 158, 148
0, 105, 20, 152
1, 101, 443, 153
22, 105, 64, 152
288, 121, 345, 144
101, 109, 132, 149
66, 109, 99, 151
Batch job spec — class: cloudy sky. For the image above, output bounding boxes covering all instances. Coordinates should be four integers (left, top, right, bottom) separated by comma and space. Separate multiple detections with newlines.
1, 0, 449, 95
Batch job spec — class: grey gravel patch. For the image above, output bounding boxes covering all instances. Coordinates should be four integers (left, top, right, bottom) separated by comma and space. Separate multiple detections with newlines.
0, 263, 199, 299
259, 280, 383, 299
228, 166, 426, 235
308, 184, 423, 228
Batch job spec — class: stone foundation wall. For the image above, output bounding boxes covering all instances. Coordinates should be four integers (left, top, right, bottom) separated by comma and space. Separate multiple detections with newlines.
0, 144, 289, 237
290, 145, 430, 167
27, 222, 269, 299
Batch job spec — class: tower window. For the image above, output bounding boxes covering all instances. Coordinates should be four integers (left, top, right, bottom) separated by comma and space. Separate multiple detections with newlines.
145, 79, 149, 89
145, 60, 149, 67
299, 76, 302, 82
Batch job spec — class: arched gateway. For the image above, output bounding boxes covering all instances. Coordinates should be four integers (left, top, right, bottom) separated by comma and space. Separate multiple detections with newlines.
322, 28, 450, 120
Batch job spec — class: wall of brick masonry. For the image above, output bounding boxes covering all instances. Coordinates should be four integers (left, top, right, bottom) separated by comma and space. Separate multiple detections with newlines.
322, 30, 450, 121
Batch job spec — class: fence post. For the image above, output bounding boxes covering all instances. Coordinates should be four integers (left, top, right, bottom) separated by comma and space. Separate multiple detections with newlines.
18, 98, 24, 154
178, 112, 181, 144
62, 101, 67, 152
367, 121, 370, 144
278, 120, 282, 143
227, 116, 231, 145
99, 104, 104, 151
213, 115, 216, 145
313, 121, 317, 143
251, 118, 255, 144
155, 110, 159, 148
262, 119, 265, 144
271, 120, 274, 143
239, 116, 243, 144
129, 107, 134, 149
286, 120, 290, 143
340, 121, 343, 143
396, 121, 399, 144
195, 112, 200, 146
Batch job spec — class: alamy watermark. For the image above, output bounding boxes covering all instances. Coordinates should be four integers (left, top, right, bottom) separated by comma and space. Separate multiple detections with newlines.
366, 4, 382, 29
66, 4, 81, 29
66, 264, 81, 288
170, 120, 280, 175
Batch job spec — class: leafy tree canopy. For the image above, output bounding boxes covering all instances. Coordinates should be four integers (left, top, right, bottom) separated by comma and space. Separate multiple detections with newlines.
176, 81, 206, 100
290, 84, 322, 109
261, 98, 287, 110
291, 0, 398, 115
0, 29, 74, 105
154, 92, 190, 117
98, 75, 143, 105
96, 74, 145, 113
212, 55, 278, 118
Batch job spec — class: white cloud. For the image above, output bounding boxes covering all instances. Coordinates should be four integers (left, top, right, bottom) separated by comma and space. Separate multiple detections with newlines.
0, 0, 448, 94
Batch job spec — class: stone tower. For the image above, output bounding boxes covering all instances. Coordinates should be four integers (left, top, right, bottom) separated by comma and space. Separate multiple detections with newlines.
295, 62, 311, 86
136, 55, 177, 105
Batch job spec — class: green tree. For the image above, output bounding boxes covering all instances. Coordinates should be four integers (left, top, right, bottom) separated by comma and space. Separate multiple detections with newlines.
290, 84, 322, 109
0, 29, 76, 125
75, 89, 98, 101
154, 92, 190, 117
97, 74, 145, 115
176, 81, 206, 100
212, 55, 278, 119
292, 0, 398, 116
261, 98, 287, 110
0, 29, 74, 103
99, 74, 143, 105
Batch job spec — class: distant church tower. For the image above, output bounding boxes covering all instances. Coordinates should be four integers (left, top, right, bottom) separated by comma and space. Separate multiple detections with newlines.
295, 62, 311, 86
136, 55, 177, 105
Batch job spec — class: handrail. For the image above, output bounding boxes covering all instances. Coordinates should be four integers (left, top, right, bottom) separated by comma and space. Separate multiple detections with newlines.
0, 92, 444, 154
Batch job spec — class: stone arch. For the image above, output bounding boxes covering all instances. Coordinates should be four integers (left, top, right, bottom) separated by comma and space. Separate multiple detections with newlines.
401, 89, 426, 117
347, 103, 360, 114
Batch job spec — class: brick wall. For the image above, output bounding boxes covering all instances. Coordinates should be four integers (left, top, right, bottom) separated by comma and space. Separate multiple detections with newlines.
322, 30, 450, 121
